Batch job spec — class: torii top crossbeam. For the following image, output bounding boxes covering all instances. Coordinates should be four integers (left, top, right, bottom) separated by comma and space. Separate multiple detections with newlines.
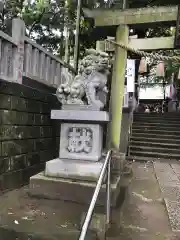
83, 5, 178, 27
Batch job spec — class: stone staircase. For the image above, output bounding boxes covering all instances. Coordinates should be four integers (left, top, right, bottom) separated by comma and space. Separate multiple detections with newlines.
129, 113, 180, 161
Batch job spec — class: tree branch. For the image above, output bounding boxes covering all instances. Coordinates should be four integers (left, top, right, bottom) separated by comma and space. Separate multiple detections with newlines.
28, 8, 46, 37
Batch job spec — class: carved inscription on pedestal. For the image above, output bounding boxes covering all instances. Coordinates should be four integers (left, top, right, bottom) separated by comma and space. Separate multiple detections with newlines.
60, 123, 103, 161
67, 127, 93, 154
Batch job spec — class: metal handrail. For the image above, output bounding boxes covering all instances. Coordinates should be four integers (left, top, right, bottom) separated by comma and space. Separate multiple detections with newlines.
127, 110, 134, 156
78, 149, 113, 240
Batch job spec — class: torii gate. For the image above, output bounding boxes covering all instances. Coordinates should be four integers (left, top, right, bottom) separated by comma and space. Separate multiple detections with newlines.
83, 5, 179, 149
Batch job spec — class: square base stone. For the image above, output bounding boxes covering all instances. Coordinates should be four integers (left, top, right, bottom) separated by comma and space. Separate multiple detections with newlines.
59, 123, 103, 161
45, 158, 104, 182
51, 109, 109, 122
29, 172, 121, 206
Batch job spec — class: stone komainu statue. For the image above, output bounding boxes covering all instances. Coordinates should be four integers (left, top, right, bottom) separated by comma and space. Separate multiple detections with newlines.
56, 49, 110, 110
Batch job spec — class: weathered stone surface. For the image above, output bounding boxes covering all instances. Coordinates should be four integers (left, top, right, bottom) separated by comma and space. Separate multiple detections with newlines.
11, 96, 28, 111
165, 200, 180, 232
26, 152, 41, 167
160, 185, 180, 202
34, 138, 53, 151
0, 79, 59, 192
55, 137, 60, 150
0, 126, 42, 140
11, 154, 27, 171
171, 164, 180, 180
101, 36, 175, 52
40, 150, 54, 162
0, 187, 97, 240
40, 126, 53, 138
81, 212, 106, 240
27, 127, 41, 138
52, 121, 60, 136
40, 102, 51, 114
34, 114, 51, 125
51, 109, 109, 122
0, 79, 50, 102
153, 162, 180, 232
22, 163, 45, 183
0, 227, 97, 240
2, 169, 23, 191
56, 49, 110, 109
132, 162, 156, 181
1, 110, 34, 125
29, 172, 121, 206
111, 152, 126, 174
1, 140, 34, 157
0, 94, 11, 109
62, 105, 100, 111
154, 162, 179, 185
59, 123, 103, 161
11, 96, 41, 113
85, 5, 178, 26
0, 157, 10, 174
45, 158, 104, 181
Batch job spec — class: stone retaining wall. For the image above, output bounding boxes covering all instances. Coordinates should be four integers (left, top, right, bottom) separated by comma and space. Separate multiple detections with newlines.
0, 79, 60, 192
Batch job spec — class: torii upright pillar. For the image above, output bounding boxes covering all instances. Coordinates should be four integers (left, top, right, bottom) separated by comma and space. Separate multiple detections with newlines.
84, 4, 178, 149
110, 25, 129, 149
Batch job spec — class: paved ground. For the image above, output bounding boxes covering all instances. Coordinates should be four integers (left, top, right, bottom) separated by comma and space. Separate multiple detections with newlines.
108, 161, 180, 240
0, 187, 97, 239
1, 161, 180, 240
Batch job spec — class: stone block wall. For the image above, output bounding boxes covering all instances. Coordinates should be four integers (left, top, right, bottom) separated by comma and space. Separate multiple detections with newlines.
0, 79, 60, 192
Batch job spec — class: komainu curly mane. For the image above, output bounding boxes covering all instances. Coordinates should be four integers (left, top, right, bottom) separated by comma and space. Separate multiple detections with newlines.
56, 49, 110, 109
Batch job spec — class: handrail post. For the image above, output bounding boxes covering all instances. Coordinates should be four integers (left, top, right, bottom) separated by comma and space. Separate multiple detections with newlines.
106, 157, 111, 228
79, 150, 112, 240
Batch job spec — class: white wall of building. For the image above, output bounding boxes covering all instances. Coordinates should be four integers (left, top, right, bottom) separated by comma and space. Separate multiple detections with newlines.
139, 86, 164, 100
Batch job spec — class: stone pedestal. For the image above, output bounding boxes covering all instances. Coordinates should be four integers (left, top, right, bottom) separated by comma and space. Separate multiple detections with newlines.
59, 123, 103, 161
27, 48, 128, 239
45, 158, 104, 181
29, 107, 115, 204
29, 171, 121, 206
44, 108, 109, 181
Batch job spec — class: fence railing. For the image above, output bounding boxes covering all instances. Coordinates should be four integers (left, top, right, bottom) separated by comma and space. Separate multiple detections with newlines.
0, 30, 18, 82
0, 18, 75, 87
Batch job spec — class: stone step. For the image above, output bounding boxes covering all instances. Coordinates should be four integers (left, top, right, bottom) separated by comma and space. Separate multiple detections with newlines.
132, 124, 180, 131
130, 140, 180, 149
134, 113, 180, 117
133, 122, 180, 128
132, 128, 180, 135
130, 145, 180, 155
133, 117, 180, 123
126, 155, 180, 163
0, 227, 97, 240
133, 113, 180, 118
132, 132, 180, 139
29, 172, 121, 207
130, 136, 180, 144
129, 150, 180, 160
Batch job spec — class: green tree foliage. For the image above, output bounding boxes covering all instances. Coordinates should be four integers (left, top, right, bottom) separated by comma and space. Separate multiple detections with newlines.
0, 0, 68, 54
0, 0, 180, 61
